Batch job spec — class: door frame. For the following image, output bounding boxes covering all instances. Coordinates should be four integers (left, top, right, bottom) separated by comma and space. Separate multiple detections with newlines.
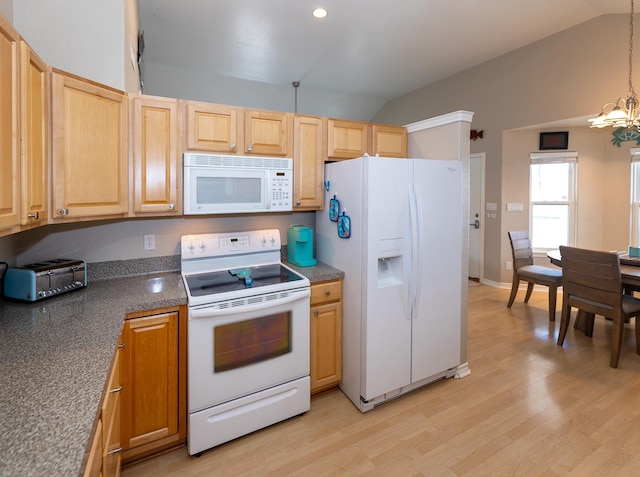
469, 153, 486, 282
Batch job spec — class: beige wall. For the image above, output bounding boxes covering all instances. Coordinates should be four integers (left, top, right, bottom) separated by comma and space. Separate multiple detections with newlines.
501, 126, 632, 277
374, 14, 636, 284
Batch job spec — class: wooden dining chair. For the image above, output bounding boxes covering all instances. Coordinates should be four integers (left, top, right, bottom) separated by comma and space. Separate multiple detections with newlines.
557, 246, 640, 368
507, 231, 562, 321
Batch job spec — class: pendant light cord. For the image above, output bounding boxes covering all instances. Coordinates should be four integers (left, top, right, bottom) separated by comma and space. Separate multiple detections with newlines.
630, 0, 636, 98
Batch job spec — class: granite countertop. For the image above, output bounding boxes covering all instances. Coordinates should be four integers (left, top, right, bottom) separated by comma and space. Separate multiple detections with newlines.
283, 259, 344, 283
0, 270, 186, 477
0, 257, 342, 477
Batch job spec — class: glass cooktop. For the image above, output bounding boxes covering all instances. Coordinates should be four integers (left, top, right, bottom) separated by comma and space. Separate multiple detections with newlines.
184, 263, 304, 297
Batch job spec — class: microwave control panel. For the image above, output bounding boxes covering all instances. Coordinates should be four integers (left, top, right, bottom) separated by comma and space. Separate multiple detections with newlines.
269, 170, 292, 211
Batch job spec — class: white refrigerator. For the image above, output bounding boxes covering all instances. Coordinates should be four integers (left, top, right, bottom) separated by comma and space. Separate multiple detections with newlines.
316, 155, 468, 412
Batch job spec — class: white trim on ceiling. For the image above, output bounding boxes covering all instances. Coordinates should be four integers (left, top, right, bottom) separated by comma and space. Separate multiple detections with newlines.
405, 110, 474, 133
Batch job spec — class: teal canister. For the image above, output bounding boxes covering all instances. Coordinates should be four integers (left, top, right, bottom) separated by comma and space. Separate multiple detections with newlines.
287, 225, 318, 267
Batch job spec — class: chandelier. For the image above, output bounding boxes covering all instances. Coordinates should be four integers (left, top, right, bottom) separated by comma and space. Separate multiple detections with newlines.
589, 0, 640, 130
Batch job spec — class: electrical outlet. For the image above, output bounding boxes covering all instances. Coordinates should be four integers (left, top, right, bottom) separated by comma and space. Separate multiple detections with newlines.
506, 261, 512, 271
144, 234, 156, 251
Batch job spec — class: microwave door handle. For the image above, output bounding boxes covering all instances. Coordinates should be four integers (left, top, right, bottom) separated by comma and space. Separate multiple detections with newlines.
265, 175, 271, 210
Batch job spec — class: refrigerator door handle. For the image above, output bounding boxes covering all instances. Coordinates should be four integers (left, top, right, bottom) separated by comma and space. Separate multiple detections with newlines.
412, 187, 424, 319
408, 186, 420, 318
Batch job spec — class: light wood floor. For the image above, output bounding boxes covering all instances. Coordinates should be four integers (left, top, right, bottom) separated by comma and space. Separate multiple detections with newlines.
123, 285, 640, 476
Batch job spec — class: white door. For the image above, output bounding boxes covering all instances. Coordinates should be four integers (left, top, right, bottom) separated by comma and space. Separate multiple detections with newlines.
411, 159, 463, 383
468, 153, 485, 279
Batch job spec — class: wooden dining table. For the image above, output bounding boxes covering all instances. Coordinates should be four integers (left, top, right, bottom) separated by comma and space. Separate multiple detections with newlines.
547, 249, 640, 288
547, 250, 640, 334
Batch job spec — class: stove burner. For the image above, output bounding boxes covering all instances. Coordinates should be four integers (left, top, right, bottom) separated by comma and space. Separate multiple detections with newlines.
185, 263, 304, 297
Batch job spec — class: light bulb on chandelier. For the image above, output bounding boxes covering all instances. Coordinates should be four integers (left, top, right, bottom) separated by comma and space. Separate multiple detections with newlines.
589, 0, 640, 130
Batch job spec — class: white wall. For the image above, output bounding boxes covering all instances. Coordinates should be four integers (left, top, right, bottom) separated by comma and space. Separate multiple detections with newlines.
14, 213, 316, 266
0, 0, 12, 21
13, 0, 129, 91
142, 62, 386, 121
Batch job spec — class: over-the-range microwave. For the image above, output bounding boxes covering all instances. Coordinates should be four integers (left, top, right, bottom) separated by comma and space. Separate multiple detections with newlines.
183, 153, 293, 214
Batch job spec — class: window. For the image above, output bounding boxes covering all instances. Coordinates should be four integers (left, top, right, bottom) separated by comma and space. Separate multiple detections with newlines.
529, 152, 577, 252
630, 149, 640, 246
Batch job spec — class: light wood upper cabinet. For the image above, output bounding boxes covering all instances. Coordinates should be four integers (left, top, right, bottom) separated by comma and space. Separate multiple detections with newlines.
244, 109, 292, 156
20, 41, 48, 227
183, 101, 242, 154
0, 16, 20, 233
131, 95, 180, 215
293, 115, 326, 210
184, 102, 292, 157
121, 306, 186, 464
51, 70, 128, 220
371, 124, 407, 158
327, 118, 370, 160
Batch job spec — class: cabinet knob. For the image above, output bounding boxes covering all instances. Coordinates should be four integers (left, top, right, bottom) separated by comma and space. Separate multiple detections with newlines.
27, 212, 39, 219
296, 200, 301, 206
247, 145, 253, 152
314, 310, 319, 317
169, 203, 175, 210
325, 291, 331, 297
59, 208, 69, 216
230, 143, 236, 150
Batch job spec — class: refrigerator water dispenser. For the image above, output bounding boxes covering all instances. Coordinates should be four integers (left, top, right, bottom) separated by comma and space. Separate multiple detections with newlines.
377, 239, 403, 288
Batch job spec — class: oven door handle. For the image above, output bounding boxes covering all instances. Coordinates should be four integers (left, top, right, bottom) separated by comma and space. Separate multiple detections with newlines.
189, 289, 310, 319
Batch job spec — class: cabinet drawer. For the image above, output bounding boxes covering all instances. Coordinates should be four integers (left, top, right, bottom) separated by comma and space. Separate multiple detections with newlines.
310, 280, 342, 306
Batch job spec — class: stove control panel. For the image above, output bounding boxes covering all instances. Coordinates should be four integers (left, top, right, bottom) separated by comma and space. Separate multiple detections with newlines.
181, 229, 282, 259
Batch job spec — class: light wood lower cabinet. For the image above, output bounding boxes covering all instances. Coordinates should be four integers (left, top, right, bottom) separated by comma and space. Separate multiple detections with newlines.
84, 343, 122, 477
121, 306, 186, 464
310, 279, 343, 394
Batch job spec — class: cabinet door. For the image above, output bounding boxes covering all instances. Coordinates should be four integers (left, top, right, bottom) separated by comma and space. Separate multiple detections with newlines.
121, 308, 185, 462
20, 41, 48, 226
131, 95, 180, 215
310, 301, 343, 394
184, 101, 241, 153
0, 16, 20, 232
371, 124, 407, 158
327, 119, 369, 159
244, 110, 292, 156
293, 115, 325, 210
51, 71, 128, 220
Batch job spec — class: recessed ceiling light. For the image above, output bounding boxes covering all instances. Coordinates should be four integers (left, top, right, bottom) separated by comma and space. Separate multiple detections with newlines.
312, 7, 328, 19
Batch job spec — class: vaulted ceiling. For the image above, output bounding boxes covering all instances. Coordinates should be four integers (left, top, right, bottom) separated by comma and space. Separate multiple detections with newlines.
138, 0, 629, 104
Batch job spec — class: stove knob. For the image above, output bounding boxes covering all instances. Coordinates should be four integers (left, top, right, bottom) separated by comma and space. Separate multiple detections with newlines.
260, 236, 267, 246
199, 242, 206, 253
